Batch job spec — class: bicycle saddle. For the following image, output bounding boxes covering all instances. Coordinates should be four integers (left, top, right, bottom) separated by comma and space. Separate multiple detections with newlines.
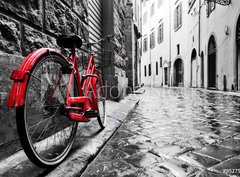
57, 34, 83, 48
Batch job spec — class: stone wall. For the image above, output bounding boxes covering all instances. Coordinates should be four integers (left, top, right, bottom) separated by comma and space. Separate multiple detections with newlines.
124, 2, 134, 91
102, 0, 133, 101
0, 0, 88, 160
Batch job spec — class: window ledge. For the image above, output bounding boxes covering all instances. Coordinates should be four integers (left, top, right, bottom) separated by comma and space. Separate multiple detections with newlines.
174, 24, 182, 32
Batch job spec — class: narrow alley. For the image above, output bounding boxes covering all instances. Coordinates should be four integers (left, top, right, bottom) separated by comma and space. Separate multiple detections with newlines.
82, 87, 240, 177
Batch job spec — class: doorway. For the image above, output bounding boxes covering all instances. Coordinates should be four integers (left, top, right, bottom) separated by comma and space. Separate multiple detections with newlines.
208, 35, 217, 89
164, 67, 168, 85
191, 49, 197, 87
201, 51, 204, 87
174, 59, 184, 87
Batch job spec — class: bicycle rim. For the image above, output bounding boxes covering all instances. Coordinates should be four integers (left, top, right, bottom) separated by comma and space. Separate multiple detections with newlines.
17, 55, 78, 167
97, 81, 106, 129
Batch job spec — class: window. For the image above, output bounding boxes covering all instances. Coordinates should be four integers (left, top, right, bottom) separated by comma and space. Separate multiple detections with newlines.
158, 23, 164, 44
177, 44, 180, 55
143, 37, 148, 52
188, 0, 196, 8
158, 0, 164, 7
156, 62, 158, 75
134, 0, 137, 20
164, 67, 168, 85
160, 57, 162, 67
148, 64, 151, 76
143, 12, 148, 25
140, 40, 142, 56
150, 31, 155, 49
151, 3, 155, 16
144, 65, 147, 77
174, 2, 182, 31
207, 2, 215, 17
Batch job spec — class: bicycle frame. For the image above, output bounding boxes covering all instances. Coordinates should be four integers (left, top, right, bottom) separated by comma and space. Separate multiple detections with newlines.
7, 48, 104, 123
7, 34, 109, 167
64, 49, 102, 122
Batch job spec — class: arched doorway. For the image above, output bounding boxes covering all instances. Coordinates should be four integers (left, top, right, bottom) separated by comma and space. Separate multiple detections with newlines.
236, 16, 240, 90
208, 35, 217, 89
174, 59, 184, 87
201, 51, 204, 87
191, 49, 197, 87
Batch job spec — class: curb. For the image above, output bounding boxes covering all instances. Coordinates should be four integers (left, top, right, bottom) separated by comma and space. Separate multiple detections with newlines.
155, 86, 240, 97
46, 96, 140, 177
80, 99, 140, 177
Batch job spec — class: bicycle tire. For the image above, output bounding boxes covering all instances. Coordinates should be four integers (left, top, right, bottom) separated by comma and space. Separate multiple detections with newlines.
96, 78, 106, 129
16, 54, 78, 167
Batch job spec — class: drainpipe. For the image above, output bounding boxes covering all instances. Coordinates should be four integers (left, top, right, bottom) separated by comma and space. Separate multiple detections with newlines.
198, 0, 201, 88
132, 22, 135, 91
149, 3, 153, 87
198, 0, 201, 58
169, 0, 172, 87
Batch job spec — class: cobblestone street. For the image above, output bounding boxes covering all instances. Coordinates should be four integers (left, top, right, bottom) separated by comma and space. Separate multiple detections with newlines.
81, 87, 240, 177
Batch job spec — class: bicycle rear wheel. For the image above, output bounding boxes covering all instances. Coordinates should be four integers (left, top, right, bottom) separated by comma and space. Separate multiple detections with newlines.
16, 54, 78, 167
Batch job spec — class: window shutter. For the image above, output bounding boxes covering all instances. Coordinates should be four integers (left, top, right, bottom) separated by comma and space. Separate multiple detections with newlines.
88, 0, 103, 62
149, 35, 151, 48
162, 23, 164, 41
174, 8, 177, 30
153, 31, 155, 47
180, 2, 182, 26
146, 37, 148, 51
206, 2, 210, 17
207, 3, 209, 17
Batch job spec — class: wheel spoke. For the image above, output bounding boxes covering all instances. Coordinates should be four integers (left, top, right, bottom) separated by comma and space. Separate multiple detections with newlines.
28, 71, 50, 88
19, 55, 78, 167
29, 84, 48, 103
35, 121, 54, 150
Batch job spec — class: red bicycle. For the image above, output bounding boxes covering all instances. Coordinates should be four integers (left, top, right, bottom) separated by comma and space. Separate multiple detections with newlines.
7, 34, 115, 167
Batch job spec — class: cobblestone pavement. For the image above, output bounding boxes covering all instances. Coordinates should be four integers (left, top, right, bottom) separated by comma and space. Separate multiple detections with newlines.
81, 87, 240, 177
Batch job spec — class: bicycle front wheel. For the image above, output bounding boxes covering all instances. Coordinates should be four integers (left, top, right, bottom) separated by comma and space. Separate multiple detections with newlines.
97, 79, 106, 129
16, 54, 78, 167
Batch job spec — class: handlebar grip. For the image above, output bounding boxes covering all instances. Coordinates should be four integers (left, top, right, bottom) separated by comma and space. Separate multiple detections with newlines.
107, 34, 115, 38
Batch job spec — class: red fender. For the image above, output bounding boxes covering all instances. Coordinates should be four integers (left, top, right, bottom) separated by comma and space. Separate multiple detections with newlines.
7, 48, 67, 108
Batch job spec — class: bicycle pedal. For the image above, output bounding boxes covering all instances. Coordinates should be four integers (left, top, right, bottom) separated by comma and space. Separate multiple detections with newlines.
84, 110, 98, 118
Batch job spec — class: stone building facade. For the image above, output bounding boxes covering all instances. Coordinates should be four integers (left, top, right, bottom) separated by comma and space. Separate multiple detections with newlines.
140, 0, 239, 92
125, 1, 134, 92
141, 0, 171, 87
0, 0, 133, 159
0, 0, 89, 160
102, 0, 133, 100
133, 0, 143, 89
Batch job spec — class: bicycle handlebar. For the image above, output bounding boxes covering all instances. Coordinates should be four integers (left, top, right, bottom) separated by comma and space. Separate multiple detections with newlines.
82, 35, 118, 47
